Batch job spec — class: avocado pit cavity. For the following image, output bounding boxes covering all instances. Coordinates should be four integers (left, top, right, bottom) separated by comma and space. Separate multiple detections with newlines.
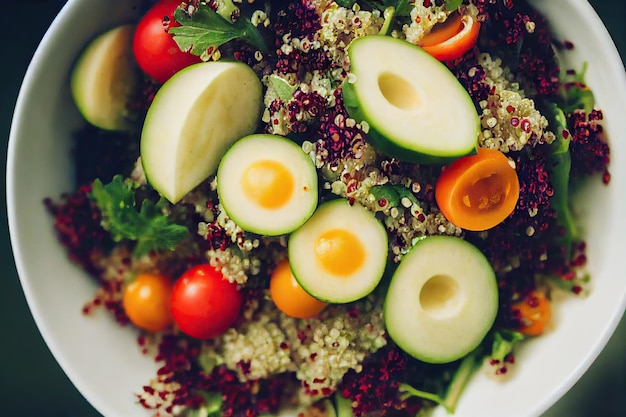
384, 236, 498, 364
419, 274, 463, 319
378, 72, 421, 111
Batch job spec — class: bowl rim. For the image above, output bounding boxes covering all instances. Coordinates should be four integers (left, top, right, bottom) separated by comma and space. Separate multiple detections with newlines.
519, 2, 626, 415
6, 1, 626, 416
6, 2, 152, 416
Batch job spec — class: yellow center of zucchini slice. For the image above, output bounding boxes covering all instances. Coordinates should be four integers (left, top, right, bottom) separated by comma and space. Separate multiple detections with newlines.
314, 229, 366, 277
241, 160, 294, 209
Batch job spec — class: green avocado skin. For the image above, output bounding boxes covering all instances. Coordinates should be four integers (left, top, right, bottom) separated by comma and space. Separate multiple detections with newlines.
341, 77, 478, 165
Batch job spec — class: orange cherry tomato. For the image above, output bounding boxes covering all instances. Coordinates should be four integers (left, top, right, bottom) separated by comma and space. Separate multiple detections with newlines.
435, 147, 520, 231
123, 273, 174, 333
419, 13, 481, 61
512, 291, 551, 336
270, 259, 327, 319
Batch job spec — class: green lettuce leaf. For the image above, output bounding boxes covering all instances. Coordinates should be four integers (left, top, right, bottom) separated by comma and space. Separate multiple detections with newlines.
544, 101, 579, 260
559, 62, 595, 114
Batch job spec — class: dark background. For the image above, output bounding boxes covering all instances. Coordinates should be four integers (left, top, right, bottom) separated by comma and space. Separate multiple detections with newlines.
1, 1, 624, 416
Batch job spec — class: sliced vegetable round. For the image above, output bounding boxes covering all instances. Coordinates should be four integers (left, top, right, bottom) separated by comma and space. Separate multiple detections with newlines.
217, 134, 318, 236
170, 264, 243, 339
133, 0, 202, 83
342, 35, 479, 164
288, 199, 388, 303
435, 147, 520, 231
122, 273, 174, 333
418, 13, 481, 61
269, 258, 327, 319
384, 236, 498, 364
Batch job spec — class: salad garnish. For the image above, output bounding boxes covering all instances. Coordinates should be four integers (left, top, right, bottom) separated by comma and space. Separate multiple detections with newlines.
169, 4, 268, 58
91, 175, 189, 257
45, 0, 612, 416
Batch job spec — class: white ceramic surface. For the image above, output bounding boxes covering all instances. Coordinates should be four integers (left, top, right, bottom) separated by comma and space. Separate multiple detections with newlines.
7, 1, 626, 417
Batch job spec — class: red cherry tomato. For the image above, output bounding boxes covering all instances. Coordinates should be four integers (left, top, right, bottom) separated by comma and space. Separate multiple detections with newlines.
123, 273, 174, 333
170, 264, 243, 339
133, 0, 202, 83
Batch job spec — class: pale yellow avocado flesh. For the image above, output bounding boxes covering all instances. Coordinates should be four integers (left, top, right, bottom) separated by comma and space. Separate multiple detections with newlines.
343, 35, 480, 164
70, 24, 138, 131
384, 236, 498, 364
140, 61, 262, 204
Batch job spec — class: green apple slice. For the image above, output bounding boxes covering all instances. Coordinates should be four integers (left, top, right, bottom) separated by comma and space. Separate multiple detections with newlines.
70, 24, 139, 131
140, 61, 262, 204
384, 236, 498, 364
342, 35, 480, 164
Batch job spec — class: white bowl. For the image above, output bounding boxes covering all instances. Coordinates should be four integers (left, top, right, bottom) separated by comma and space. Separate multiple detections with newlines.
7, 1, 626, 416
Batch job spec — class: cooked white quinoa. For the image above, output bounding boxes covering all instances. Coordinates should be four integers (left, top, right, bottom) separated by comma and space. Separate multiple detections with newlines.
318, 2, 385, 70
197, 293, 386, 395
474, 53, 555, 152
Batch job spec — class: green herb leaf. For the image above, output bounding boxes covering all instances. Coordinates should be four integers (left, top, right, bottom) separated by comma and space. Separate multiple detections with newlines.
394, 0, 413, 16
335, 0, 357, 8
370, 184, 401, 207
362, 0, 412, 17
90, 175, 188, 258
559, 63, 595, 114
445, 0, 463, 11
379, 6, 396, 36
214, 0, 239, 21
202, 391, 224, 417
340, 76, 360, 112
370, 184, 420, 209
490, 329, 524, 363
184, 391, 223, 417
334, 391, 354, 417
170, 6, 267, 58
399, 348, 482, 414
544, 101, 578, 260
268, 75, 298, 103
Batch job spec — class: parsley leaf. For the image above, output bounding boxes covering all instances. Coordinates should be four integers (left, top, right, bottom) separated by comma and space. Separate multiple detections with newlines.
445, 0, 463, 11
170, 6, 267, 58
90, 175, 188, 258
268, 75, 298, 103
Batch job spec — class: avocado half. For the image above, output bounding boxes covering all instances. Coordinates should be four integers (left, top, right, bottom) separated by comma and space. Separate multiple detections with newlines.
342, 35, 480, 165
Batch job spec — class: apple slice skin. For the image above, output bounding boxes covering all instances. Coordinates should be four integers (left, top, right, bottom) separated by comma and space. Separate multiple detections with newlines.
343, 35, 480, 165
384, 235, 498, 364
70, 24, 139, 131
140, 61, 263, 204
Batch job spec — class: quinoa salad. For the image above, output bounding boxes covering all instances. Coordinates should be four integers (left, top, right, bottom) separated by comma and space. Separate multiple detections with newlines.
45, 0, 611, 416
